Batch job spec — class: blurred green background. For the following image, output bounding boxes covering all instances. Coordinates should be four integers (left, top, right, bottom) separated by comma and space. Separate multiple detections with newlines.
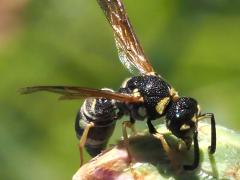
0, 0, 240, 179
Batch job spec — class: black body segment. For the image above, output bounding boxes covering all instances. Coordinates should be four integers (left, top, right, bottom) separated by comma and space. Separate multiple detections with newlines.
75, 97, 118, 156
119, 75, 171, 120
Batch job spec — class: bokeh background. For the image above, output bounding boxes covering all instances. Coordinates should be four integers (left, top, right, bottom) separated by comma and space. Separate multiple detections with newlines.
0, 0, 240, 179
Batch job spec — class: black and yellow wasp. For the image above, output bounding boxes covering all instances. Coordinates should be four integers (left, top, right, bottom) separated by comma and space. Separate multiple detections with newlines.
20, 0, 216, 170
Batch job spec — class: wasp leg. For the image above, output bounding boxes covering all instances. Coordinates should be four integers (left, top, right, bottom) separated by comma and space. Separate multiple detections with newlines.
147, 118, 170, 151
78, 122, 94, 166
183, 130, 199, 170
147, 118, 157, 134
122, 120, 140, 178
129, 116, 137, 135
122, 120, 136, 162
198, 113, 216, 154
148, 118, 181, 171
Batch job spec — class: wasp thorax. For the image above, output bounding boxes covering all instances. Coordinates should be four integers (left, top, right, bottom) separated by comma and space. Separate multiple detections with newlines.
119, 75, 172, 119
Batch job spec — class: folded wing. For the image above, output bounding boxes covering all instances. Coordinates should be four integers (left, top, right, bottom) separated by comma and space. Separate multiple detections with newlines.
20, 86, 143, 103
97, 0, 154, 75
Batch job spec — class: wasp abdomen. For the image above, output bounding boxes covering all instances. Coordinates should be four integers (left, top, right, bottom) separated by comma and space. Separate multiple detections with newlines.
75, 96, 117, 157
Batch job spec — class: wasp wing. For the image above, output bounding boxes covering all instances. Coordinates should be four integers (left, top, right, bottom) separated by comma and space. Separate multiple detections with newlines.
20, 86, 143, 103
97, 0, 154, 75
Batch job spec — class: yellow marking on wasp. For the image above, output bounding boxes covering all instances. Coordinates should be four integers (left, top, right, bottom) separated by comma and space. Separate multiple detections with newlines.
121, 77, 131, 88
82, 100, 88, 116
146, 72, 157, 76
133, 92, 141, 97
192, 114, 198, 122
180, 124, 191, 131
169, 88, 179, 101
82, 99, 95, 120
133, 88, 138, 93
91, 99, 97, 112
132, 88, 144, 101
155, 97, 170, 115
197, 104, 201, 116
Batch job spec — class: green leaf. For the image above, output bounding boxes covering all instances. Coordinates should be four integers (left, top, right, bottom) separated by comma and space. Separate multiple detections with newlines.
73, 123, 240, 179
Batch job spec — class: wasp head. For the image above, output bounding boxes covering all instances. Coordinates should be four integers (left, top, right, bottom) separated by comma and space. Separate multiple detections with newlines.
166, 97, 200, 148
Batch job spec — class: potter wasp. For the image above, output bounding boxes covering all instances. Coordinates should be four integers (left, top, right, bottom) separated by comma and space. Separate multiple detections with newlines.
20, 0, 216, 170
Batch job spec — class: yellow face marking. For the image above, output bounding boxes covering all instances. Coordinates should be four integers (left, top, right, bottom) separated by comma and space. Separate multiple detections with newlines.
155, 97, 170, 115
180, 124, 191, 131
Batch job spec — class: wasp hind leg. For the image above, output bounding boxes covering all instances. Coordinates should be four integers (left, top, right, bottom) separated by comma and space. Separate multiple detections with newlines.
122, 120, 140, 179
121, 120, 137, 163
147, 118, 171, 152
78, 122, 94, 166
147, 118, 182, 171
121, 116, 138, 159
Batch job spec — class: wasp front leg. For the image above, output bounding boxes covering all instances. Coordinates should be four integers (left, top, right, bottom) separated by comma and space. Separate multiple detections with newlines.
147, 118, 170, 152
198, 113, 216, 154
183, 130, 200, 170
147, 118, 182, 171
